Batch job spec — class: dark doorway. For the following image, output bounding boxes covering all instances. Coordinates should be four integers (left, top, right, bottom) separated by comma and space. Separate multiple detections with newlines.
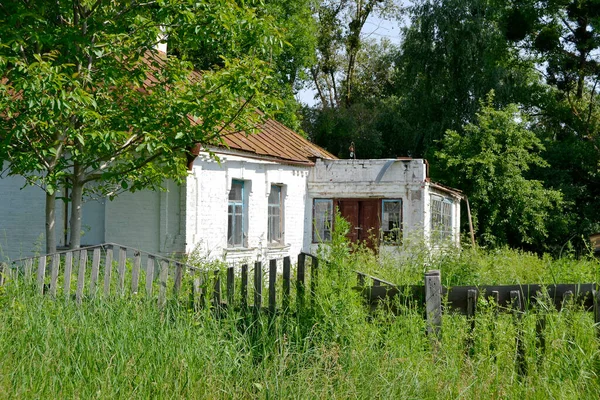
336, 199, 381, 250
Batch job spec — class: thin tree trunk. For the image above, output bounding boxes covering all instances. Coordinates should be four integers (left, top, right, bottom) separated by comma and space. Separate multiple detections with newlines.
69, 163, 85, 249
45, 191, 57, 254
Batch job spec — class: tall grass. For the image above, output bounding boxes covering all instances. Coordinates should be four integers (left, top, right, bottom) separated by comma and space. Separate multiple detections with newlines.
1, 222, 599, 398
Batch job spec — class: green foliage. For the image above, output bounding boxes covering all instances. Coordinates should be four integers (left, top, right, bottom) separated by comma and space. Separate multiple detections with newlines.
437, 93, 565, 249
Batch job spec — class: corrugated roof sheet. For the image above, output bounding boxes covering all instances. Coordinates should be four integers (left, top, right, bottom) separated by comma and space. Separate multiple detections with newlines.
218, 119, 337, 165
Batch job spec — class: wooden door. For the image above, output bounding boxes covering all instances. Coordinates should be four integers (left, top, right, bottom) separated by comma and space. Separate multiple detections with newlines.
336, 199, 381, 250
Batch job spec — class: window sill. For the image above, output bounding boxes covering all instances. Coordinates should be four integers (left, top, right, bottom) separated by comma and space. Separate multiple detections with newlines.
224, 247, 256, 253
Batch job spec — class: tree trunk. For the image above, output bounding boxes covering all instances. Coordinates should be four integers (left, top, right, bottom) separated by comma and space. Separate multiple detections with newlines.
69, 164, 85, 249
45, 191, 57, 254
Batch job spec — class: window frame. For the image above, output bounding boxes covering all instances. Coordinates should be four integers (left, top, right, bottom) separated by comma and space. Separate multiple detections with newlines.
381, 199, 403, 245
267, 184, 284, 246
430, 195, 453, 242
227, 179, 246, 248
312, 198, 333, 243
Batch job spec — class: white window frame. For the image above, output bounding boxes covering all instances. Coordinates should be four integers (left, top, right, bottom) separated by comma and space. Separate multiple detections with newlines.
381, 199, 402, 245
313, 199, 333, 242
228, 180, 246, 247
267, 185, 284, 245
430, 195, 453, 242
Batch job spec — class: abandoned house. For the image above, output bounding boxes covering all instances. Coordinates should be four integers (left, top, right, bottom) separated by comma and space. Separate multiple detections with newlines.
0, 118, 462, 263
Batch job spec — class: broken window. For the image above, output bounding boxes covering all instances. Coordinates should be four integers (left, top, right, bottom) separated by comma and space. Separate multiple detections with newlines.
430, 195, 453, 242
228, 180, 245, 247
382, 199, 402, 244
267, 185, 283, 245
313, 199, 333, 242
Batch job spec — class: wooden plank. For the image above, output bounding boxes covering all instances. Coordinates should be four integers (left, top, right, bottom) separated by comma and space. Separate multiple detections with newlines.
297, 253, 305, 311
356, 272, 366, 287
158, 260, 169, 308
269, 259, 277, 314
594, 289, 600, 339
76, 250, 88, 304
0, 263, 6, 286
226, 266, 234, 307
24, 258, 33, 281
282, 257, 291, 311
36, 255, 46, 295
131, 251, 141, 294
173, 262, 184, 297
193, 275, 205, 311
63, 252, 73, 299
103, 245, 114, 297
425, 270, 442, 341
145, 256, 155, 297
466, 289, 477, 356
511, 290, 526, 376
117, 247, 127, 296
241, 264, 248, 310
213, 270, 221, 310
49, 254, 60, 297
89, 248, 101, 297
254, 261, 262, 313
310, 256, 318, 306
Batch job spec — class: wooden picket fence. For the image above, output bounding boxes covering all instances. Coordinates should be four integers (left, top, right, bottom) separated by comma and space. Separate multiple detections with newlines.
357, 269, 600, 374
0, 243, 318, 313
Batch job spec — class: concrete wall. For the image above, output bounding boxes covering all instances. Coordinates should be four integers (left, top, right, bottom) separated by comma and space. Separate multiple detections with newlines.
186, 152, 310, 265
305, 158, 461, 253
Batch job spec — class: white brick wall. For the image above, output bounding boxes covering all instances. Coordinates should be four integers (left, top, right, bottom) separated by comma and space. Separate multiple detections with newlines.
186, 152, 310, 265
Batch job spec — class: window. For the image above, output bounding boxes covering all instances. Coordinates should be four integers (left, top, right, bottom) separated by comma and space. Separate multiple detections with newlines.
313, 199, 333, 242
382, 199, 402, 244
228, 180, 245, 247
430, 195, 453, 241
267, 185, 283, 245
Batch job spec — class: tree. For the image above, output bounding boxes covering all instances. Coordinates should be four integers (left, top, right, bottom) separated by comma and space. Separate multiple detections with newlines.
437, 93, 565, 249
0, 0, 283, 253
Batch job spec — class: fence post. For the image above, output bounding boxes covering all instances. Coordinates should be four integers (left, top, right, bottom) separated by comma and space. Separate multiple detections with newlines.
269, 259, 277, 315
310, 255, 318, 307
424, 270, 442, 343
158, 260, 169, 308
103, 245, 114, 297
0, 262, 6, 286
49, 254, 60, 297
131, 251, 141, 295
594, 288, 600, 339
297, 253, 306, 311
117, 247, 127, 296
282, 257, 291, 311
174, 262, 184, 298
226, 266, 235, 308
466, 289, 478, 356
213, 270, 222, 313
63, 252, 73, 299
76, 249, 88, 305
36, 255, 47, 295
511, 290, 526, 376
90, 248, 101, 297
254, 261, 262, 313
241, 264, 248, 310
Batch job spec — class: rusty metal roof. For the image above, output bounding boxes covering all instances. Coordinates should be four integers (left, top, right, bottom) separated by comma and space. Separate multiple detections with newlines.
217, 119, 337, 165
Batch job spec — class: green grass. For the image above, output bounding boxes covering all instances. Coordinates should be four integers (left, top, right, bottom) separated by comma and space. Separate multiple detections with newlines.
1, 227, 600, 399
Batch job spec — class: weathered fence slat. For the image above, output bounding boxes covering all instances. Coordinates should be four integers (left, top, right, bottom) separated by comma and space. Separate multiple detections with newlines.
103, 245, 113, 297
254, 261, 262, 312
510, 290, 526, 376
90, 248, 101, 297
466, 289, 477, 355
145, 256, 155, 297
241, 264, 248, 310
131, 251, 141, 294
282, 256, 291, 311
63, 252, 73, 299
174, 262, 184, 297
193, 276, 203, 311
49, 254, 60, 297
269, 259, 277, 314
0, 263, 5, 286
213, 270, 221, 310
24, 258, 33, 281
158, 260, 169, 308
594, 289, 600, 339
226, 266, 234, 307
118, 247, 127, 296
297, 253, 306, 310
36, 255, 47, 295
425, 270, 442, 342
76, 250, 88, 304
310, 256, 318, 306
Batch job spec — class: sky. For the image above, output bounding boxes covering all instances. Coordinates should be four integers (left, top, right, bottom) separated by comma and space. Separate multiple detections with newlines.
296, 14, 404, 107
